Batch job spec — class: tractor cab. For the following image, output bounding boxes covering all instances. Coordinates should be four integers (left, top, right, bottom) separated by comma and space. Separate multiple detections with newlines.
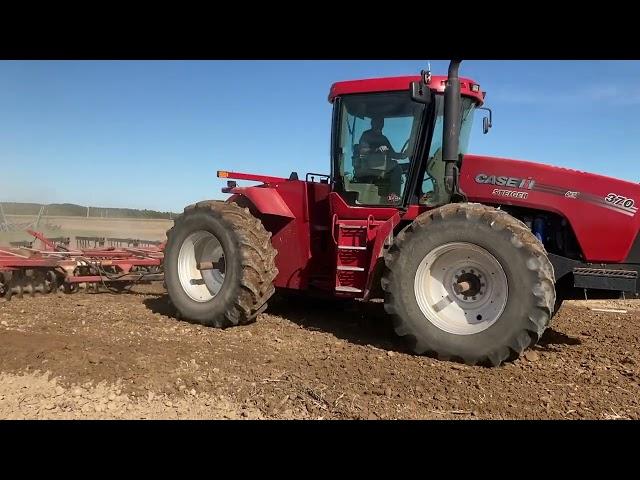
329, 74, 485, 208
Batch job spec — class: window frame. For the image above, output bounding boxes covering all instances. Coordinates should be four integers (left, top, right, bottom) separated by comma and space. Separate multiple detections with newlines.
330, 91, 434, 208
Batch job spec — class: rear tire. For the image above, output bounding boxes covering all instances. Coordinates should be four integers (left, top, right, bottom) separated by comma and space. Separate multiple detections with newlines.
382, 203, 556, 366
164, 201, 278, 327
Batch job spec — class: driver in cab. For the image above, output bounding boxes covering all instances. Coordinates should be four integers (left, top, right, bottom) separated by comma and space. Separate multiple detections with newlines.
355, 116, 407, 203
358, 117, 407, 159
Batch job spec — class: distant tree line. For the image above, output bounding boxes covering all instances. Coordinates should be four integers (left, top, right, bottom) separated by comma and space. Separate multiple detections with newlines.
1, 202, 179, 219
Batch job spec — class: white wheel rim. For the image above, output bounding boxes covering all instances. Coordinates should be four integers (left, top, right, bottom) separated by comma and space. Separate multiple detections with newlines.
178, 230, 226, 302
414, 242, 508, 335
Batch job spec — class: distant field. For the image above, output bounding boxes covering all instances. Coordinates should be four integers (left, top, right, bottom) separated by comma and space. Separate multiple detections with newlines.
0, 201, 176, 219
0, 215, 173, 246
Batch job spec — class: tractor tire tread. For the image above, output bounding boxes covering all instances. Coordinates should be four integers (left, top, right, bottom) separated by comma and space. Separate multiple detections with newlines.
382, 202, 556, 366
167, 200, 278, 327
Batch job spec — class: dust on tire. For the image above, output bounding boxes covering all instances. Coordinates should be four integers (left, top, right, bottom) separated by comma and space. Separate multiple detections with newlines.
164, 201, 278, 328
382, 203, 556, 366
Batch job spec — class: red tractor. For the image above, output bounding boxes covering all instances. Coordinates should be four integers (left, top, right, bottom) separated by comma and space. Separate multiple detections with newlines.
163, 61, 640, 366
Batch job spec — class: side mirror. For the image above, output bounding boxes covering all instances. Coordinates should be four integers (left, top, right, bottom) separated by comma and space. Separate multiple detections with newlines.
410, 81, 432, 105
478, 107, 492, 134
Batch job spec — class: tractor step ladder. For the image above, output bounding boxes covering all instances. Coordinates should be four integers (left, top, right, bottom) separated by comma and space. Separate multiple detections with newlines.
333, 218, 371, 295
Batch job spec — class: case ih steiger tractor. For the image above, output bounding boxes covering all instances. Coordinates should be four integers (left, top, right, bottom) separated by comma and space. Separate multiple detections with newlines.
162, 61, 636, 366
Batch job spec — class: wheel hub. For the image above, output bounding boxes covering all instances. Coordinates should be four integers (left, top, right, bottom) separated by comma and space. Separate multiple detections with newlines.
414, 242, 508, 335
178, 230, 226, 303
452, 270, 485, 301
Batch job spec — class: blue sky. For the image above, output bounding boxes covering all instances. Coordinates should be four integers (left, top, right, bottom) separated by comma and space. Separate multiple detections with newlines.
1, 60, 639, 212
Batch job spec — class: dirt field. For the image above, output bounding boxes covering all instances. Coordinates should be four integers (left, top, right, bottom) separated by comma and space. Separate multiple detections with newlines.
1, 284, 639, 420
0, 215, 172, 245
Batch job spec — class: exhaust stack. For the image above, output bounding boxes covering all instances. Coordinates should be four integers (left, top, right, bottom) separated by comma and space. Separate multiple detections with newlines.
443, 60, 462, 194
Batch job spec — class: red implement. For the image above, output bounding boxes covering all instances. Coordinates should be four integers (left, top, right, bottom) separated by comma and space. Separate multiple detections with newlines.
0, 231, 164, 300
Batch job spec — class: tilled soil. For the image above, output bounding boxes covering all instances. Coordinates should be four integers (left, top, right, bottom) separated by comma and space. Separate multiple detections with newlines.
1, 286, 639, 419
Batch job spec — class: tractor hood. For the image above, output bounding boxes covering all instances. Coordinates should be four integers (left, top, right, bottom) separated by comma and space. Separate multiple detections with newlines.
460, 154, 640, 263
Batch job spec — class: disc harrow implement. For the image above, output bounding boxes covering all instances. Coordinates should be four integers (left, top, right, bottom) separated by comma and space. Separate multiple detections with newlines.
0, 231, 164, 301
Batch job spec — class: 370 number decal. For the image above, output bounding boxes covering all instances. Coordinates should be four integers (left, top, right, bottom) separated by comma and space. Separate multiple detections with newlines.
605, 193, 638, 213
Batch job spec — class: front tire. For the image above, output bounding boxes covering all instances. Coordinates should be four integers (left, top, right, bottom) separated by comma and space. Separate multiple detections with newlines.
382, 203, 556, 366
164, 201, 278, 327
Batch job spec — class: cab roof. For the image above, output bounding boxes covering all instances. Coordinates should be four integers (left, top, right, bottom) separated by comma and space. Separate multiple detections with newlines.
328, 75, 485, 105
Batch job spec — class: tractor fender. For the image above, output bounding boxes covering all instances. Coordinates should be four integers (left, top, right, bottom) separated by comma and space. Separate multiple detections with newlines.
228, 187, 295, 219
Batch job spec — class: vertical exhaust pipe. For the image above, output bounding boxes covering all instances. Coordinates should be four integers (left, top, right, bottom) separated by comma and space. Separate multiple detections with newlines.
443, 60, 462, 194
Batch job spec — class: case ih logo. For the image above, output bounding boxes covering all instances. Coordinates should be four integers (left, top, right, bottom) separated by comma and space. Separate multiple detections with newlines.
387, 193, 401, 203
475, 174, 536, 190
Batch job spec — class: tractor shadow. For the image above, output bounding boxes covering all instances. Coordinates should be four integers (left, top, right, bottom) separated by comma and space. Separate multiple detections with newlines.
143, 295, 213, 328
266, 294, 410, 354
143, 292, 409, 354
535, 328, 582, 350
144, 295, 177, 318
143, 293, 581, 358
